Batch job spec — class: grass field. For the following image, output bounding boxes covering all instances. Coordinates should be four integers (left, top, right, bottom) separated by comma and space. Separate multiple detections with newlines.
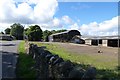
31, 42, 119, 79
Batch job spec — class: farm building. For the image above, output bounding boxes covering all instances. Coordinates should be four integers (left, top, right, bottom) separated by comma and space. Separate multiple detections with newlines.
49, 30, 119, 47
71, 35, 85, 44
82, 35, 120, 47
49, 30, 84, 43
0, 34, 14, 41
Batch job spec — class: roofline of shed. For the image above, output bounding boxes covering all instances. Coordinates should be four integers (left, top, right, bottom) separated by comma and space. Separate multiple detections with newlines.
49, 30, 81, 36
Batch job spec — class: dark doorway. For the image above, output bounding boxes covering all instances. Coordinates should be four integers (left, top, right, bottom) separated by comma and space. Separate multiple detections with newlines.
91, 39, 98, 46
107, 39, 119, 47
99, 39, 102, 44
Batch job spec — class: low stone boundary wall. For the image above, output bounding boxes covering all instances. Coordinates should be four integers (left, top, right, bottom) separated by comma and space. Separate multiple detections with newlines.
28, 43, 96, 80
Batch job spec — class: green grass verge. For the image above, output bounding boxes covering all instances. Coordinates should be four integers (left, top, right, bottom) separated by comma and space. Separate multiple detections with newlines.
16, 41, 36, 78
31, 42, 119, 79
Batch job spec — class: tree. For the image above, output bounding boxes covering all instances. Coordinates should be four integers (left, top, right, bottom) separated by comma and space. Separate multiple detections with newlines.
24, 28, 29, 35
26, 25, 43, 41
51, 30, 56, 34
10, 23, 24, 40
5, 28, 11, 34
43, 30, 52, 41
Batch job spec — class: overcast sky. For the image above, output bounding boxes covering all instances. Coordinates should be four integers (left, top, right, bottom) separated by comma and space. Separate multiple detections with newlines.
0, 0, 118, 36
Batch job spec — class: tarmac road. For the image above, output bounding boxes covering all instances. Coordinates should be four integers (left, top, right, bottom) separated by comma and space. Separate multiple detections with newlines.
0, 40, 21, 79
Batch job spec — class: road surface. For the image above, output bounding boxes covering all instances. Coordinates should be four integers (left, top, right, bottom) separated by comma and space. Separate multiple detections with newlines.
0, 40, 21, 79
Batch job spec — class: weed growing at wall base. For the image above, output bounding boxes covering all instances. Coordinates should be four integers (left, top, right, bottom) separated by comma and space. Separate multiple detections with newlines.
16, 41, 36, 78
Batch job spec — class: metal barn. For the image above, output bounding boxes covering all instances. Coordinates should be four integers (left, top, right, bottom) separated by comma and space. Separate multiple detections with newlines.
49, 30, 82, 42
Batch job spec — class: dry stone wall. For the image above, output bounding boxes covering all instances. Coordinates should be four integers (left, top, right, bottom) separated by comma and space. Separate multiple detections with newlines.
28, 43, 97, 80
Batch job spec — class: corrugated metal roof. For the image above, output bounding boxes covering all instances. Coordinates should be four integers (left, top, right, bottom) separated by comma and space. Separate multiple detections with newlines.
82, 35, 120, 40
49, 30, 80, 36
50, 31, 69, 36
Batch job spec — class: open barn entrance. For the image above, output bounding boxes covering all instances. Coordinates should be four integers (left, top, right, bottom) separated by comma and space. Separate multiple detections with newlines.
107, 39, 120, 47
91, 39, 98, 46
99, 39, 102, 44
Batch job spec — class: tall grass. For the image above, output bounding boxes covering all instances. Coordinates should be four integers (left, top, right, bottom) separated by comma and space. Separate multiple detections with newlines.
16, 41, 36, 78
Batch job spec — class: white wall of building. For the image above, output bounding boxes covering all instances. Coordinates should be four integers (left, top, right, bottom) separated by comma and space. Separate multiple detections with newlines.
85, 40, 91, 45
102, 40, 108, 47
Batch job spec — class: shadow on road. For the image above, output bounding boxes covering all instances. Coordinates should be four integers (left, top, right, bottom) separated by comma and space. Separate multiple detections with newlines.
0, 44, 16, 46
1, 51, 19, 78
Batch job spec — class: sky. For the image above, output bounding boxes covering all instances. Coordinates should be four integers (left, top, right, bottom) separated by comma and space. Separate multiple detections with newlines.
0, 0, 119, 36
